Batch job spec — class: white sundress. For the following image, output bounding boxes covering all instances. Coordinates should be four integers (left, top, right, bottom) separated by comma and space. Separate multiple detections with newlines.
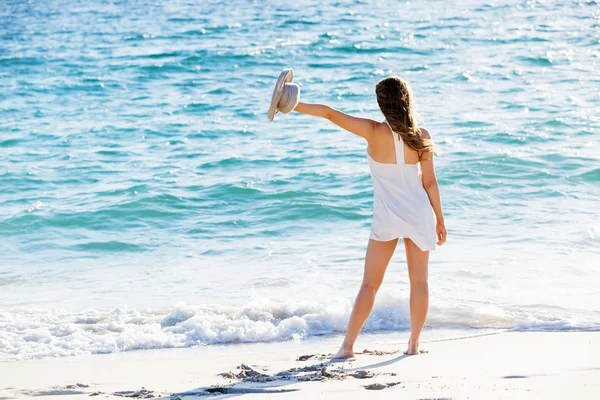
367, 119, 437, 251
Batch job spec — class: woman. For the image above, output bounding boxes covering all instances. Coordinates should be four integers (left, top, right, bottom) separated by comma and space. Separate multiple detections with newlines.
293, 76, 446, 358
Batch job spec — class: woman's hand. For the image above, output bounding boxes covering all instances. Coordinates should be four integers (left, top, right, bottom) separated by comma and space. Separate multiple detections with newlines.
436, 219, 447, 246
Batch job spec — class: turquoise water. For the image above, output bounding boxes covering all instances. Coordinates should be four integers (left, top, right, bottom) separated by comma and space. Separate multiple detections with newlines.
1, 0, 599, 359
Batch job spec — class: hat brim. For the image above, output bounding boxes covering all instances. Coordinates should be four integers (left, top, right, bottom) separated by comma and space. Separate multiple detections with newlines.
267, 68, 294, 122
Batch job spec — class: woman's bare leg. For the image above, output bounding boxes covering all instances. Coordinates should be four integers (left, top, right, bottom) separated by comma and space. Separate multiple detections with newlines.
333, 238, 398, 359
403, 238, 429, 355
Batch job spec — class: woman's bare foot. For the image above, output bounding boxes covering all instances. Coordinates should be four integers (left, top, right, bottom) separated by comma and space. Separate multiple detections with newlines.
403, 339, 427, 355
332, 345, 354, 360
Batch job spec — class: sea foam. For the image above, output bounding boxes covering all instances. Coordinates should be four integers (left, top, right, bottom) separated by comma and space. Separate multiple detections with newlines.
1, 294, 594, 360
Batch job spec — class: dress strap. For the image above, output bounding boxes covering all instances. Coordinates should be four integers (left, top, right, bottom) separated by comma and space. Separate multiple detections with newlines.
383, 119, 404, 165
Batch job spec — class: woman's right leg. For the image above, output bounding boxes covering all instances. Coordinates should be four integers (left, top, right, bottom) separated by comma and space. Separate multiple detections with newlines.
333, 238, 398, 359
403, 237, 429, 355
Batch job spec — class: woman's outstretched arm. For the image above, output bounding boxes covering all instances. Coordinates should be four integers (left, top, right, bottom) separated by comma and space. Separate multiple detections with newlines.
294, 102, 377, 140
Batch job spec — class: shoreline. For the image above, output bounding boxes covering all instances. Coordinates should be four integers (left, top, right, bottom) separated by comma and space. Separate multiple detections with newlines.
2, 331, 599, 399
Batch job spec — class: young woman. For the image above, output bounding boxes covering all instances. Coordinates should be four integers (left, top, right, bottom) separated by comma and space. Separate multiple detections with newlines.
293, 76, 446, 358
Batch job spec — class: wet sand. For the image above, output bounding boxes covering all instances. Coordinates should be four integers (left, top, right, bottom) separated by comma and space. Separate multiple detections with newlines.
2, 331, 599, 399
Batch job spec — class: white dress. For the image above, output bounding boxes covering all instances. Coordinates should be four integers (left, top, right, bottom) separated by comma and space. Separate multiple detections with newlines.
367, 119, 437, 251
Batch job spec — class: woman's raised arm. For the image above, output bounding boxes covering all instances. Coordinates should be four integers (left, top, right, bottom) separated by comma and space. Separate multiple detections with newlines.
294, 102, 377, 141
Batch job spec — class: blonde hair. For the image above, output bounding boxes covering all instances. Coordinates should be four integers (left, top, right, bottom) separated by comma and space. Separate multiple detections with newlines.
375, 76, 437, 155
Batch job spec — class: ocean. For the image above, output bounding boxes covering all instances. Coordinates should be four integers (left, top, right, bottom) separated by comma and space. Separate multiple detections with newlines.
1, 0, 599, 360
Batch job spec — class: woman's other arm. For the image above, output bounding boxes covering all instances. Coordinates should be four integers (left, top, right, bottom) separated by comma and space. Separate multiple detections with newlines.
419, 128, 447, 246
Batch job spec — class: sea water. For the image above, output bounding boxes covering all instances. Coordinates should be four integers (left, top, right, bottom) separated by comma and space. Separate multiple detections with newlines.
1, 0, 599, 360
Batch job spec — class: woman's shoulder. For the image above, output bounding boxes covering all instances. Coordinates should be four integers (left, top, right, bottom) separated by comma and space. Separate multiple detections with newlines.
417, 127, 431, 139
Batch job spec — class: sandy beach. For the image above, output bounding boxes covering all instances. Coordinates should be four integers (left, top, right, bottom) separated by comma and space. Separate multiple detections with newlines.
2, 331, 599, 399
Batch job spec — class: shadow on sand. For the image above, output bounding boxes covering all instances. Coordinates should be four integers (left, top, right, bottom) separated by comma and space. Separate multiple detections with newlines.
159, 349, 415, 398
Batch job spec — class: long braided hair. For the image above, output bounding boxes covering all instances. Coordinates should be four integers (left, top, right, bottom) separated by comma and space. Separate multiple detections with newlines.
375, 76, 437, 156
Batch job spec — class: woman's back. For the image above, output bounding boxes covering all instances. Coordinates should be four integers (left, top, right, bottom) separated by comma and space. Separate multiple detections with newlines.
367, 121, 427, 165
366, 119, 437, 252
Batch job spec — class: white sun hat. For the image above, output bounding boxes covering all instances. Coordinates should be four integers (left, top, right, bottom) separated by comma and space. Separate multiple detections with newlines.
267, 68, 300, 122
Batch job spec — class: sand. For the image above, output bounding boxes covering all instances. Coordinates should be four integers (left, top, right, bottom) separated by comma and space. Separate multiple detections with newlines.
1, 331, 599, 399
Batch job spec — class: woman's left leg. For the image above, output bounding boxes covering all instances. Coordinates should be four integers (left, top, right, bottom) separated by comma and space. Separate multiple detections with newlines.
333, 238, 398, 359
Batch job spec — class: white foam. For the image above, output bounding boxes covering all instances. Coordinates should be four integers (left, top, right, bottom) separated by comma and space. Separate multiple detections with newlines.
0, 294, 596, 360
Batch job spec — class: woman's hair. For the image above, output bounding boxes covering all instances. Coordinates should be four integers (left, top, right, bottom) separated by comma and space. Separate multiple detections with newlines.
375, 76, 437, 155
